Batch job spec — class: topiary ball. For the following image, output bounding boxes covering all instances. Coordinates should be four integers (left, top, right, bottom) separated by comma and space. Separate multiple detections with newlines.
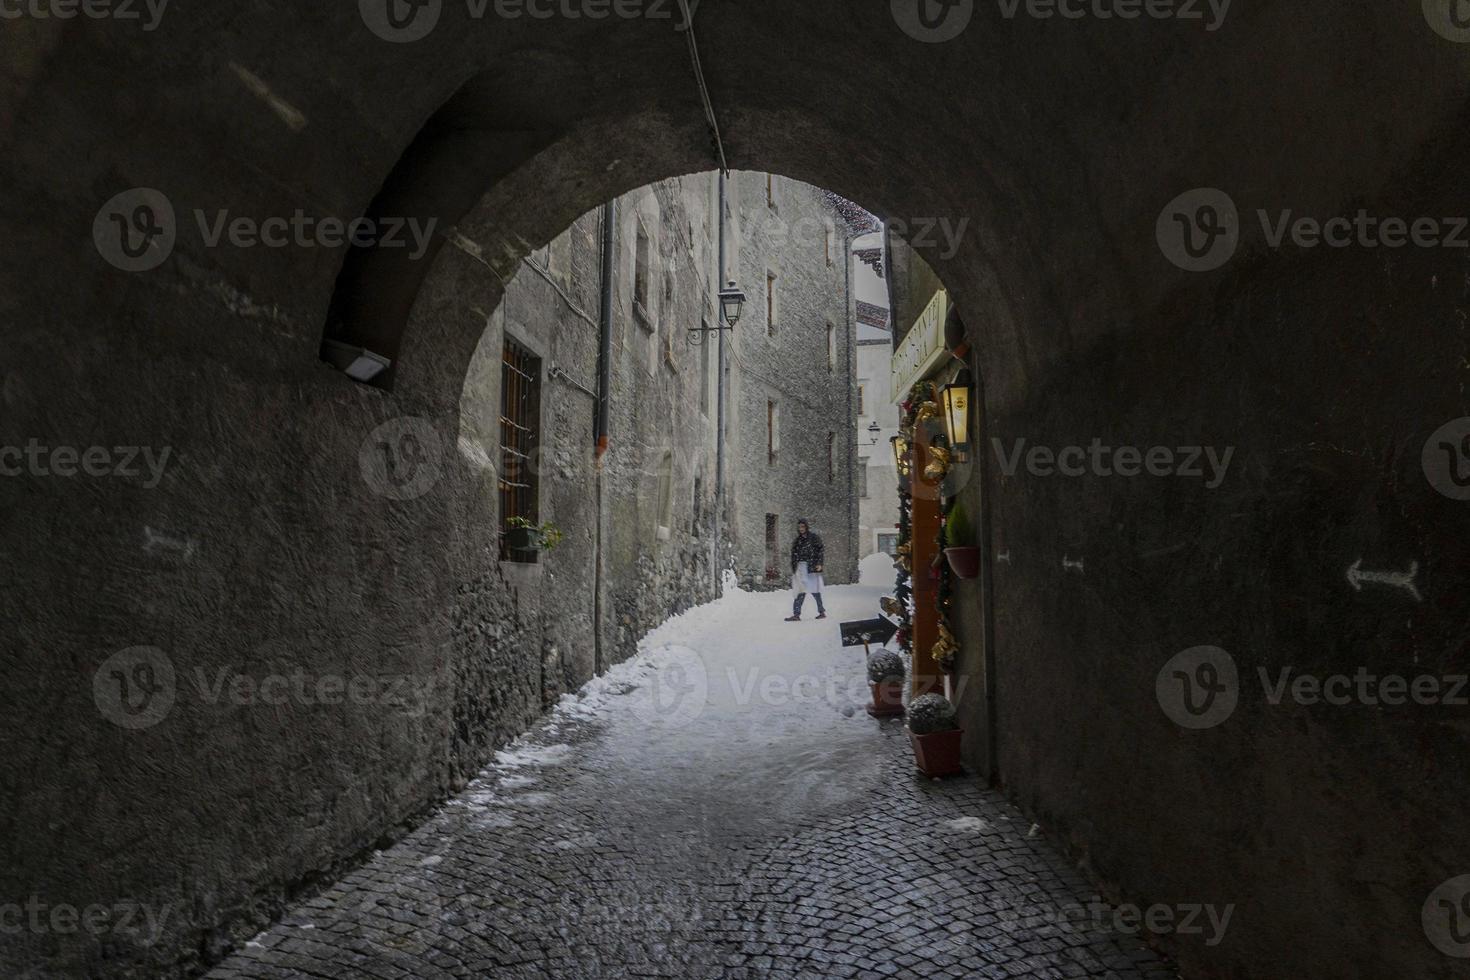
867, 649, 905, 685
907, 693, 958, 735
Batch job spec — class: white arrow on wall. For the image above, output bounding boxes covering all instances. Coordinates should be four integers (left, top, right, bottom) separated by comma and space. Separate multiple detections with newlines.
1346, 558, 1423, 603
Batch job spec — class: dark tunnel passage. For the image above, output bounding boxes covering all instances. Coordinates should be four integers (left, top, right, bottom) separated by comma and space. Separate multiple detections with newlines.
2, 2, 1469, 977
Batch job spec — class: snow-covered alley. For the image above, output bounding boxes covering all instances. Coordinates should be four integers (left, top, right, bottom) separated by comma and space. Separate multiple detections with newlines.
208, 557, 1175, 980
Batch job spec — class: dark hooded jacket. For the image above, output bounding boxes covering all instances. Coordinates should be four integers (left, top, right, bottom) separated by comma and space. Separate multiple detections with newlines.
790, 530, 825, 572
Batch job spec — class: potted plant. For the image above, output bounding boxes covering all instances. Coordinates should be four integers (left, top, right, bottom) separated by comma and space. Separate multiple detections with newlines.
865, 649, 906, 718
943, 501, 981, 579
907, 693, 964, 777
504, 518, 565, 554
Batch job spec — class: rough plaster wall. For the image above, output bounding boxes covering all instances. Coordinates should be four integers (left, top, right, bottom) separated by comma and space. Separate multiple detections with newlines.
597, 177, 721, 665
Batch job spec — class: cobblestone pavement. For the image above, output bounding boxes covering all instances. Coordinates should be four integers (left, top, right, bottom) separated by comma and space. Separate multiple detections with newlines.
209, 573, 1179, 979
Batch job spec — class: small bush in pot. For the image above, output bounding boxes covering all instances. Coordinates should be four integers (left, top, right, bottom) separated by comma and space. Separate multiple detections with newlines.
906, 693, 964, 777
867, 650, 905, 685
943, 503, 980, 579
907, 693, 958, 734
865, 650, 906, 718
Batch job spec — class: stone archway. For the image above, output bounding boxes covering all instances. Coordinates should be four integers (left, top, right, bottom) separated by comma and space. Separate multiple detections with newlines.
2, 3, 1468, 978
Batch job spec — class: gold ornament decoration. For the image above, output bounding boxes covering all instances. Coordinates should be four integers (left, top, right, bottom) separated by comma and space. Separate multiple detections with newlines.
913, 400, 941, 426
924, 443, 952, 482
932, 622, 959, 673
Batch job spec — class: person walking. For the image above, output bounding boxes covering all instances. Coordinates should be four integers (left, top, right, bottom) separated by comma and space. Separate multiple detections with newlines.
784, 519, 827, 621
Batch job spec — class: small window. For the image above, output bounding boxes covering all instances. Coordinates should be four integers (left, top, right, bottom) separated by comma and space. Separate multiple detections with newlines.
661, 269, 677, 369
766, 174, 777, 210
634, 220, 652, 327
827, 322, 836, 372
767, 400, 780, 462
692, 476, 703, 537
825, 222, 835, 266
765, 513, 780, 580
857, 384, 867, 417
656, 451, 674, 541
827, 432, 836, 483
766, 271, 778, 336
858, 458, 870, 498
499, 338, 542, 563
877, 532, 899, 557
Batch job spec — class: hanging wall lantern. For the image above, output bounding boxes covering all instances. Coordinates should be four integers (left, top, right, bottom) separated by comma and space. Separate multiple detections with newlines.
941, 372, 972, 462
719, 280, 747, 329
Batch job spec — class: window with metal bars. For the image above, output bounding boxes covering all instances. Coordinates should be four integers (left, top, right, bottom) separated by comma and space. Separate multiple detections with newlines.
499, 338, 542, 563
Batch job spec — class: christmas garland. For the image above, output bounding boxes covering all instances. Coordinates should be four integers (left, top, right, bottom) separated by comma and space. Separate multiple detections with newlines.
889, 380, 959, 673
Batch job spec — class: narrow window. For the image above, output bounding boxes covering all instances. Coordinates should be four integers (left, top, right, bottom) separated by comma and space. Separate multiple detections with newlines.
827, 431, 836, 483
825, 222, 835, 266
858, 458, 870, 498
766, 271, 777, 336
857, 383, 867, 417
656, 451, 674, 541
634, 220, 652, 327
661, 270, 678, 371
499, 338, 542, 563
768, 400, 780, 463
766, 173, 776, 210
765, 513, 779, 580
827, 322, 836, 372
692, 476, 703, 537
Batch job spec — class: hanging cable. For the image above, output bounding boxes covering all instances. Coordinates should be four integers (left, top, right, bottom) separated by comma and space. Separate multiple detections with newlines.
676, 0, 729, 175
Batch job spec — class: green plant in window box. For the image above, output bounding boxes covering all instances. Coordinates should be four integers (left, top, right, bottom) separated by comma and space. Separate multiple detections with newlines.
506, 518, 566, 553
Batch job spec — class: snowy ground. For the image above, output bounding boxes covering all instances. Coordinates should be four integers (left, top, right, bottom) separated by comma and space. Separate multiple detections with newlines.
209, 558, 1176, 979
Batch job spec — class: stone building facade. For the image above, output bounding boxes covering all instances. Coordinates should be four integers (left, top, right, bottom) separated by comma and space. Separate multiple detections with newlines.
722, 172, 864, 589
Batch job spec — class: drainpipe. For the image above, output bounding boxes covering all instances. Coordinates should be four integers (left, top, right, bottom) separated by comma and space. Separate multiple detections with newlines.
845, 228, 856, 577
593, 200, 615, 673
713, 170, 729, 593
596, 201, 616, 460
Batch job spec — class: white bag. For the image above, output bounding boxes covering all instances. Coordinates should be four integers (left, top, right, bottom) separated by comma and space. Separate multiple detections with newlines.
793, 561, 826, 594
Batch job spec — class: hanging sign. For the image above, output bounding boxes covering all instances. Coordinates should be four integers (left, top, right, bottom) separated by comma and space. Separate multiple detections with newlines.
891, 289, 948, 401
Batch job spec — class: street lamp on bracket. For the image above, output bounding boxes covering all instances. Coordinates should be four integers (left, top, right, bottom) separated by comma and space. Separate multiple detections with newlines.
688, 279, 747, 346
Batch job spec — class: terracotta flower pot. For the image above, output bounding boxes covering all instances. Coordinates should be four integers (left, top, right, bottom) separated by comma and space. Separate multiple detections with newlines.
909, 728, 965, 778
866, 680, 905, 718
944, 546, 981, 579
